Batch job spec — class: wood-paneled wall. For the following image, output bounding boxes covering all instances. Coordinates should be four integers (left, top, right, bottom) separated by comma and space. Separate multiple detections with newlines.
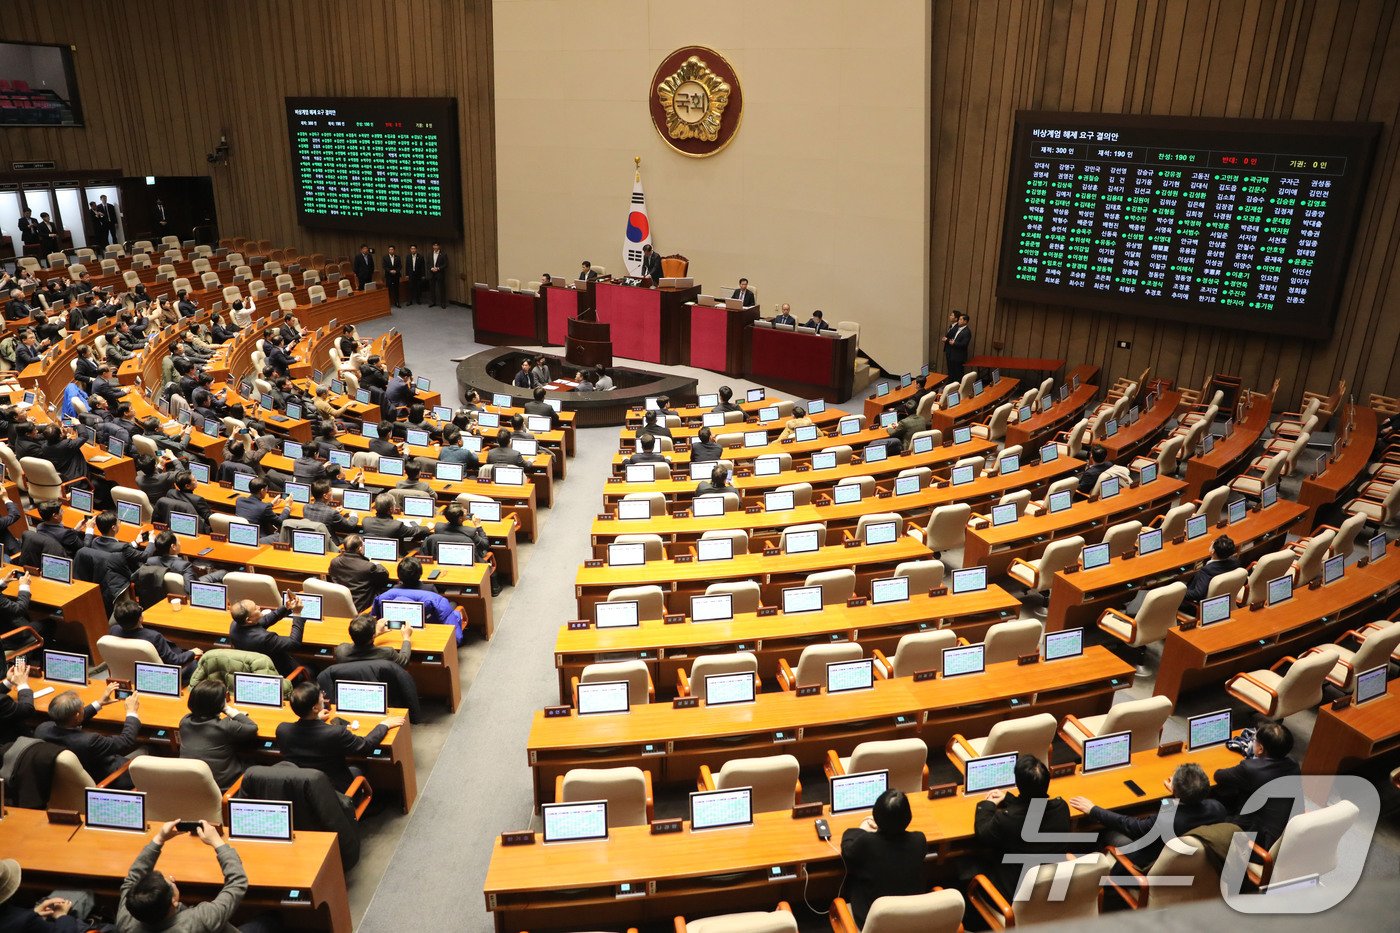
930, 0, 1400, 405
0, 0, 497, 302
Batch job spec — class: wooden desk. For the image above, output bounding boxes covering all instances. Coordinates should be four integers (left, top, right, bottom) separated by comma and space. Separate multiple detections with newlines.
862, 374, 941, 424
552, 587, 1022, 700
575, 537, 934, 616
929, 377, 1018, 434
622, 399, 846, 427
609, 424, 896, 472
472, 284, 545, 344
1154, 542, 1400, 703
595, 281, 700, 365
1302, 677, 1400, 775
746, 325, 858, 403
243, 549, 494, 639
485, 741, 1235, 933
1004, 383, 1097, 450
1099, 390, 1179, 462
4, 575, 108, 654
25, 675, 417, 812
0, 808, 351, 933
1298, 407, 1377, 526
142, 600, 462, 711
1045, 501, 1307, 632
1183, 390, 1273, 499
687, 301, 758, 376
963, 478, 1186, 579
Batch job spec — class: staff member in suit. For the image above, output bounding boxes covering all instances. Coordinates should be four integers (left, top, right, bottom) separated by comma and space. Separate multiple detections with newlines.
639, 243, 662, 282
428, 242, 448, 308
771, 303, 796, 326
35, 213, 58, 255
945, 312, 971, 382
940, 310, 959, 374
382, 245, 403, 307
804, 309, 834, 332
1210, 720, 1300, 851
99, 195, 119, 245
731, 277, 756, 307
840, 789, 927, 928
17, 209, 38, 252
577, 260, 598, 282
512, 359, 535, 389
353, 244, 375, 291
406, 245, 426, 305
153, 198, 168, 236
275, 682, 404, 793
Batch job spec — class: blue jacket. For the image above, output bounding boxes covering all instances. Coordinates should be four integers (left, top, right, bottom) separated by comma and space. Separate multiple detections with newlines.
374, 585, 464, 644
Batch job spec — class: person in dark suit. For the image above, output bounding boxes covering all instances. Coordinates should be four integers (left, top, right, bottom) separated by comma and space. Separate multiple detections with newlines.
622, 434, 670, 468
30, 500, 86, 556
639, 410, 671, 438
771, 303, 796, 326
35, 213, 58, 255
75, 513, 147, 613
17, 209, 39, 251
227, 595, 307, 676
0, 658, 35, 745
1185, 536, 1241, 604
486, 429, 529, 469
530, 357, 552, 388
275, 682, 404, 793
305, 479, 362, 538
99, 195, 119, 245
639, 244, 662, 282
384, 367, 416, 415
512, 359, 534, 389
333, 612, 413, 667
693, 465, 732, 498
804, 309, 834, 332
1078, 444, 1112, 494
353, 244, 375, 291
177, 678, 258, 790
1211, 720, 1301, 851
329, 535, 391, 612
234, 477, 291, 542
381, 245, 402, 307
577, 260, 598, 282
109, 597, 201, 680
1070, 761, 1228, 868
0, 857, 86, 931
153, 471, 213, 533
361, 494, 427, 547
523, 387, 559, 428
945, 312, 971, 382
689, 427, 724, 463
153, 197, 168, 236
427, 242, 448, 308
36, 687, 142, 786
406, 245, 426, 305
731, 277, 756, 307
840, 789, 928, 927
973, 754, 1072, 897
886, 401, 929, 451
712, 385, 743, 414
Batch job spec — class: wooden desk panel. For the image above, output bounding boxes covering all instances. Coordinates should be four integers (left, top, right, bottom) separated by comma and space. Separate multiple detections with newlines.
610, 425, 895, 471
1298, 407, 1377, 527
1004, 383, 1098, 450
3, 575, 108, 655
1302, 678, 1400, 775
1154, 543, 1400, 703
929, 377, 1018, 434
1, 809, 351, 933
1183, 390, 1273, 499
862, 374, 941, 424
1099, 391, 1179, 462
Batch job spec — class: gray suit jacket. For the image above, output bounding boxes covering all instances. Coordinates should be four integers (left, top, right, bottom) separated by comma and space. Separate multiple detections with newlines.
116, 841, 246, 932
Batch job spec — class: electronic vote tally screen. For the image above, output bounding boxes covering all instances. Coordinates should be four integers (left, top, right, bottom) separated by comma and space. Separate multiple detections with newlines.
997, 112, 1378, 339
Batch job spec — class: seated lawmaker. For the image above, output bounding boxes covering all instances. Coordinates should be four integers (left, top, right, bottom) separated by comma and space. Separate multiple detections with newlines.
177, 677, 257, 790
689, 426, 723, 462
771, 302, 796, 326
885, 400, 928, 451
275, 682, 404, 793
731, 278, 756, 308
777, 406, 812, 442
1070, 762, 1226, 869
1185, 535, 1241, 604
623, 434, 670, 467
711, 385, 743, 414
109, 599, 201, 681
1210, 720, 1300, 851
973, 754, 1071, 898
694, 465, 733, 498
373, 557, 465, 644
1077, 443, 1112, 493
840, 789, 927, 928
334, 612, 413, 667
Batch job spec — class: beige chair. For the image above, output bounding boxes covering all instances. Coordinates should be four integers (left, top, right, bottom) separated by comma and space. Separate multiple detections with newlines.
952, 455, 985, 478
275, 273, 295, 293
1055, 418, 1090, 460
705, 580, 761, 613
779, 523, 827, 552
1098, 581, 1187, 654
1102, 520, 1142, 558
698, 754, 801, 813
577, 659, 653, 705
1292, 510, 1367, 562
555, 766, 652, 826
679, 652, 758, 702
969, 852, 1113, 928
821, 444, 854, 465
614, 533, 666, 562
1225, 646, 1340, 718
49, 750, 118, 813
678, 903, 797, 933
200, 272, 221, 290
947, 712, 1058, 773
896, 465, 932, 489
1246, 799, 1359, 890
1008, 536, 1085, 593
19, 457, 77, 501
277, 292, 298, 312
1060, 694, 1172, 756
825, 738, 928, 793
971, 403, 1013, 442
621, 492, 670, 517
836, 475, 876, 498
1108, 834, 1221, 910
128, 757, 223, 825
96, 635, 162, 682
773, 481, 811, 507
1268, 396, 1321, 439
1289, 530, 1335, 585
302, 578, 357, 619
350, 451, 380, 471
1342, 481, 1400, 526
223, 572, 282, 606
699, 528, 749, 554
854, 512, 903, 544
984, 619, 1044, 664
1307, 620, 1400, 692
1152, 502, 1197, 541
893, 559, 944, 593
913, 503, 972, 559
1237, 550, 1297, 606
1027, 477, 1079, 517
1230, 451, 1287, 499
1195, 486, 1230, 525
1152, 434, 1186, 477
777, 642, 863, 691
112, 486, 153, 524
831, 888, 965, 933
874, 630, 958, 679
805, 569, 856, 605
607, 585, 665, 621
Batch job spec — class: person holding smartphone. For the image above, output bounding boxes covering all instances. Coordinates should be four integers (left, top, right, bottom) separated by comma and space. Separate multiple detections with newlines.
115, 820, 249, 931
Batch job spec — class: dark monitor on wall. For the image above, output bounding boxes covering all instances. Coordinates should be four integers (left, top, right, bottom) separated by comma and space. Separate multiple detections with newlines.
0, 42, 84, 127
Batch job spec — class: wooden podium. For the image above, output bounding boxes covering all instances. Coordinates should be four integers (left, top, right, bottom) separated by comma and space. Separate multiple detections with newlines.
565, 315, 612, 369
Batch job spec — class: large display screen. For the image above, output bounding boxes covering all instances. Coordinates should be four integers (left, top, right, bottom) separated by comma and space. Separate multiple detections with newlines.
0, 42, 83, 126
996, 112, 1380, 338
285, 97, 460, 235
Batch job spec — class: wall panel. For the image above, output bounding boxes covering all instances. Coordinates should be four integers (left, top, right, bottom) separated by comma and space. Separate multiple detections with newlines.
0, 0, 496, 302
931, 0, 1400, 404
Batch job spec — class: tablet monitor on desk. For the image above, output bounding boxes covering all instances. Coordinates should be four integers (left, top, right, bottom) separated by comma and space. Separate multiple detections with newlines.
433, 405, 453, 422
912, 434, 935, 454
838, 417, 860, 436
1202, 433, 1217, 457
380, 600, 425, 629
950, 465, 975, 487
436, 542, 475, 567
862, 519, 898, 545
808, 399, 826, 415
41, 554, 72, 584
697, 393, 719, 408
342, 489, 373, 512
1103, 418, 1119, 437
743, 431, 767, 449
1039, 444, 1059, 465
228, 799, 294, 843
758, 406, 779, 424
832, 482, 862, 504
953, 426, 972, 445
1266, 574, 1293, 606
227, 522, 260, 548
894, 475, 921, 497
606, 542, 646, 567
1080, 543, 1110, 571
335, 680, 388, 716
85, 788, 146, 833
879, 411, 898, 429
617, 498, 651, 521
493, 465, 526, 486
491, 392, 510, 408
1137, 462, 1158, 485
1019, 404, 1033, 423
1042, 628, 1083, 661
1137, 528, 1163, 556
1355, 665, 1388, 706
701, 412, 725, 428
830, 770, 889, 814
794, 425, 818, 443
477, 412, 500, 429
870, 575, 910, 605
69, 487, 94, 514
990, 503, 1018, 527
688, 461, 714, 481
169, 510, 207, 539
623, 464, 655, 485
704, 672, 756, 706
293, 593, 323, 621
1322, 554, 1344, 585
688, 787, 753, 832
401, 496, 434, 519
945, 391, 960, 408
826, 658, 874, 694
1081, 731, 1132, 774
291, 530, 325, 555
1188, 709, 1231, 750
232, 472, 254, 494
468, 500, 501, 522
696, 537, 733, 562
377, 457, 404, 477
576, 680, 630, 716
406, 429, 431, 448
810, 451, 837, 471
782, 584, 823, 614
1228, 498, 1248, 524
875, 382, 889, 397
43, 649, 88, 686
107, 437, 125, 457
746, 388, 766, 403
691, 594, 733, 623
951, 566, 987, 594
541, 801, 608, 844
1185, 514, 1208, 541
116, 500, 142, 526
1099, 475, 1120, 499
190, 581, 227, 611
864, 444, 888, 463
363, 536, 398, 562
283, 440, 303, 459
511, 438, 539, 457
1199, 594, 1232, 627
134, 662, 181, 698
285, 481, 311, 504
964, 753, 1018, 795
692, 496, 726, 518
973, 380, 985, 396
782, 528, 819, 554
1048, 490, 1073, 514
594, 600, 639, 630
942, 643, 984, 678
1369, 533, 1387, 563
754, 456, 781, 477
999, 454, 1020, 475
765, 490, 795, 513
462, 436, 483, 454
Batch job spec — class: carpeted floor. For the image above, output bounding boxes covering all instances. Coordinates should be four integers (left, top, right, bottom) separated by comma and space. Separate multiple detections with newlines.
341, 301, 1398, 933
